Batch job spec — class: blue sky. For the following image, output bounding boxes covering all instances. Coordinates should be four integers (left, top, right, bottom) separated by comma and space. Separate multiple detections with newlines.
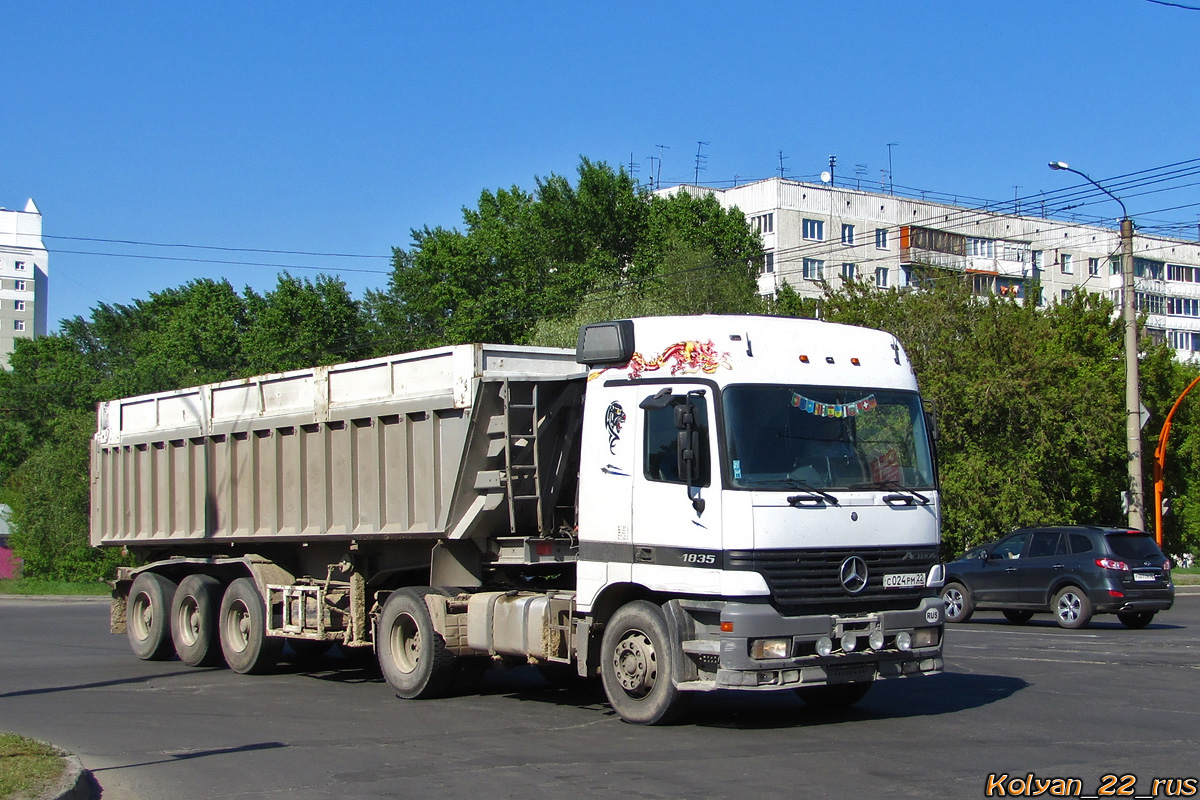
4, 1, 1198, 328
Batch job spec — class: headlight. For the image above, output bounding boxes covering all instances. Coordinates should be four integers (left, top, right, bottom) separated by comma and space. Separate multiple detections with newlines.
912, 628, 939, 648
750, 638, 791, 659
840, 633, 858, 653
895, 631, 912, 651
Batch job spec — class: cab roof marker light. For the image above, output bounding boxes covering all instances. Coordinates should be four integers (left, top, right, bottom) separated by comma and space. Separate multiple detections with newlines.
799, 355, 810, 363
825, 356, 835, 364
851, 357, 861, 366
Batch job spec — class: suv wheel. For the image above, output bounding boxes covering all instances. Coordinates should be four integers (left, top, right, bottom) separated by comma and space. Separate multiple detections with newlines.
941, 582, 974, 623
1053, 586, 1093, 629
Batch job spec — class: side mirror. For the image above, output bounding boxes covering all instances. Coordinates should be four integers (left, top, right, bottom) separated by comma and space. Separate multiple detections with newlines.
677, 429, 700, 484
980, 550, 990, 563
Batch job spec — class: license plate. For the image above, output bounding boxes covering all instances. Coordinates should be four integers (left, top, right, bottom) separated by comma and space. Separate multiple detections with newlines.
883, 573, 924, 588
1133, 572, 1158, 582
825, 663, 877, 683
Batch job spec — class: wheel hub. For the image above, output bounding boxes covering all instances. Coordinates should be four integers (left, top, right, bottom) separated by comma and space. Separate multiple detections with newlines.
613, 631, 657, 697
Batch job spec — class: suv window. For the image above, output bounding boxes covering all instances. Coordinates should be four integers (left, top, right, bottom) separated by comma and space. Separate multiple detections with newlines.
991, 534, 1027, 560
1105, 532, 1164, 560
1027, 531, 1065, 558
1069, 533, 1093, 554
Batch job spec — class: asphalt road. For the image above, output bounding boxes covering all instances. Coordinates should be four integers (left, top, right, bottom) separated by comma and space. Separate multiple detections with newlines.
2, 593, 1198, 800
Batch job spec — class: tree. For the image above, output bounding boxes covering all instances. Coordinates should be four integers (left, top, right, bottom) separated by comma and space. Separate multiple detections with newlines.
241, 274, 366, 373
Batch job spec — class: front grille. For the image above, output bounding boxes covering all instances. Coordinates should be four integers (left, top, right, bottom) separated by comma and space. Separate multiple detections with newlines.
725, 546, 938, 614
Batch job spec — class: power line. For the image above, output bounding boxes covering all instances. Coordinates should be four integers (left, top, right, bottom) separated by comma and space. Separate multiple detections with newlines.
42, 234, 389, 259
47, 248, 391, 275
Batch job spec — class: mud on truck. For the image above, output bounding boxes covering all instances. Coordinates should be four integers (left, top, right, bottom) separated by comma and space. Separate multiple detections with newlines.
94, 314, 945, 724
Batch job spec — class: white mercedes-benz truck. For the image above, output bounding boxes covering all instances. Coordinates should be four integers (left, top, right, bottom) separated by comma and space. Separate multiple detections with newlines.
93, 314, 944, 724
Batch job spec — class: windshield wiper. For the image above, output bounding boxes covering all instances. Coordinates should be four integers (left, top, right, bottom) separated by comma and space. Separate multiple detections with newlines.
781, 479, 839, 507
848, 479, 930, 505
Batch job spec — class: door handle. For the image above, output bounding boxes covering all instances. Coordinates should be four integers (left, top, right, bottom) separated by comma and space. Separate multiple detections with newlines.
1005, 567, 1017, 572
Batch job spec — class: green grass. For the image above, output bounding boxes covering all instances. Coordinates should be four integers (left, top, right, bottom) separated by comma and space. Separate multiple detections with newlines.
0, 733, 65, 800
0, 578, 110, 596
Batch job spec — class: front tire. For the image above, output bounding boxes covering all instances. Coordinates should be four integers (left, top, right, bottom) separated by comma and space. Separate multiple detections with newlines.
600, 600, 686, 725
127, 572, 177, 661
219, 578, 282, 674
1118, 611, 1156, 629
941, 582, 974, 623
377, 588, 458, 699
171, 574, 224, 667
1053, 586, 1093, 629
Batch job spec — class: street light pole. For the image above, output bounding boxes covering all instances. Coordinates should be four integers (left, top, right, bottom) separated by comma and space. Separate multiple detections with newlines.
1049, 161, 1145, 530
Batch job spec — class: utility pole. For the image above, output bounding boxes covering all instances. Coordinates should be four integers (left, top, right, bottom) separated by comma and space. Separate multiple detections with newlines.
1050, 161, 1145, 530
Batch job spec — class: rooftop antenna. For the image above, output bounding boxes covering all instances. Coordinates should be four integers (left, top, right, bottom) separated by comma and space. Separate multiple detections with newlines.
1013, 185, 1022, 215
828, 155, 837, 187
855, 164, 867, 190
646, 156, 660, 190
777, 150, 788, 179
655, 144, 669, 188
628, 152, 641, 187
693, 141, 710, 184
886, 142, 898, 195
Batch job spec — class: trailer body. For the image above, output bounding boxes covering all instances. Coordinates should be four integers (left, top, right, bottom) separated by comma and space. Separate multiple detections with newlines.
94, 315, 945, 723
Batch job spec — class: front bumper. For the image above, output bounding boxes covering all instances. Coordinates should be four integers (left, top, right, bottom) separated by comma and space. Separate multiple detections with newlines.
675, 596, 945, 692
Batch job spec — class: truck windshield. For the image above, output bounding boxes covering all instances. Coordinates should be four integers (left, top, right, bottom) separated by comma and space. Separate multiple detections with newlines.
723, 385, 935, 491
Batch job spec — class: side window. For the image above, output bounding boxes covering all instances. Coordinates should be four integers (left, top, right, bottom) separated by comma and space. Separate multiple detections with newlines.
643, 396, 709, 486
1069, 533, 1094, 554
991, 534, 1027, 560
1027, 532, 1064, 558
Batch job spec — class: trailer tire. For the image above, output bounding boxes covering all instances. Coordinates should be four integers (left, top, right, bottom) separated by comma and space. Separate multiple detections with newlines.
600, 600, 686, 725
377, 588, 457, 699
127, 572, 178, 661
219, 578, 282, 674
171, 574, 224, 667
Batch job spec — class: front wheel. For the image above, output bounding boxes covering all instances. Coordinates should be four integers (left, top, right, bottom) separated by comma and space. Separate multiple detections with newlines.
941, 582, 974, 623
127, 572, 177, 661
1053, 586, 1094, 629
600, 600, 686, 725
1118, 611, 1156, 629
377, 588, 457, 699
219, 578, 282, 674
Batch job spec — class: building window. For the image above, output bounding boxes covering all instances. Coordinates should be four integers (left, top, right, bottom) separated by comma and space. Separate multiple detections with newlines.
875, 267, 889, 287
759, 251, 775, 275
13, 320, 25, 332
750, 213, 774, 234
841, 224, 855, 245
1136, 292, 1166, 315
14, 279, 26, 291
1167, 297, 1200, 317
802, 258, 824, 280
1032, 250, 1044, 273
14, 261, 26, 271
1088, 257, 1100, 276
841, 263, 856, 280
14, 300, 25, 311
802, 219, 824, 241
1173, 330, 1200, 351
1168, 264, 1200, 283
1061, 289, 1073, 302
1060, 253, 1073, 275
875, 228, 888, 249
969, 238, 995, 258
1111, 256, 1122, 275
1135, 258, 1164, 280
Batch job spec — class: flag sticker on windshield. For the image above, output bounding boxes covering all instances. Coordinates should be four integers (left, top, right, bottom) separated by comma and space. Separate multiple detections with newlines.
790, 392, 877, 417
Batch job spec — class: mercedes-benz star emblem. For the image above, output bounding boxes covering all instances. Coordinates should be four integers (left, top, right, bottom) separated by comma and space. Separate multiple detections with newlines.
839, 556, 868, 594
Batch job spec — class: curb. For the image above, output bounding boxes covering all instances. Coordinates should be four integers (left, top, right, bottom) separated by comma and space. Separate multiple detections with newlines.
44, 755, 93, 800
0, 595, 108, 603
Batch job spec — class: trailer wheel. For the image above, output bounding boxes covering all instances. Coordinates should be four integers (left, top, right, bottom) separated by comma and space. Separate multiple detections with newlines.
171, 574, 224, 667
377, 589, 457, 699
600, 600, 686, 725
219, 578, 282, 674
127, 572, 178, 661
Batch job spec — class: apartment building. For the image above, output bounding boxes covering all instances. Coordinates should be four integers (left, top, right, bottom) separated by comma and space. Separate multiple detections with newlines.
666, 178, 1200, 361
0, 199, 48, 367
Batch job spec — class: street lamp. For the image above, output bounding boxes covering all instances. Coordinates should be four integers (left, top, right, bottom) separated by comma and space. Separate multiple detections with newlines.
1049, 161, 1144, 530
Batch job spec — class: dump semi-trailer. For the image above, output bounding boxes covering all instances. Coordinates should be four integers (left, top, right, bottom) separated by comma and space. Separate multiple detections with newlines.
93, 314, 945, 724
